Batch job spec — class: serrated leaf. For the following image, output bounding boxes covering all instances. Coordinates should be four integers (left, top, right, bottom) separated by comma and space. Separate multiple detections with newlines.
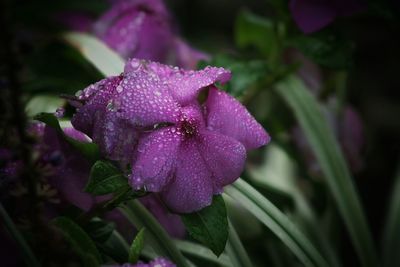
86, 160, 128, 195
129, 228, 145, 263
181, 195, 228, 257
63, 32, 125, 77
34, 112, 100, 162
53, 216, 102, 264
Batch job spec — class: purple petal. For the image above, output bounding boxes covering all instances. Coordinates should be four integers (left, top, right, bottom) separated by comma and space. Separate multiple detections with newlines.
161, 140, 213, 213
129, 127, 181, 192
115, 68, 181, 127
149, 258, 176, 267
289, 0, 336, 33
205, 86, 270, 150
197, 130, 246, 193
125, 59, 231, 105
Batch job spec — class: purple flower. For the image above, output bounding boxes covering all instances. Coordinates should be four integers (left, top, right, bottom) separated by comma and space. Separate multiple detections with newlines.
289, 0, 365, 33
106, 257, 176, 267
61, 0, 207, 69
71, 59, 270, 213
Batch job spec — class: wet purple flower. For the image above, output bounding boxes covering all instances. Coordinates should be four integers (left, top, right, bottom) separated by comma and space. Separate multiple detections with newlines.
289, 0, 365, 33
106, 257, 176, 267
61, 0, 207, 69
71, 59, 270, 213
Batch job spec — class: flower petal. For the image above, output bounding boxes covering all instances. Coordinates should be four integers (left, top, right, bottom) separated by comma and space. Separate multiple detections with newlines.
161, 140, 213, 213
116, 65, 181, 126
205, 87, 270, 150
129, 127, 181, 192
125, 59, 231, 105
197, 130, 246, 193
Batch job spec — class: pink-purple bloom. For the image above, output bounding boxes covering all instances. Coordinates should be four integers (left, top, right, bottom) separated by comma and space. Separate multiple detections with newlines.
71, 59, 270, 213
289, 0, 365, 33
61, 0, 207, 69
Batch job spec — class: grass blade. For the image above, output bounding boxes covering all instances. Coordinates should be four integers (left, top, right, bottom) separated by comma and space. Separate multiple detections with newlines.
63, 32, 124, 77
275, 76, 378, 267
225, 220, 253, 267
382, 162, 400, 267
225, 178, 329, 267
175, 240, 231, 266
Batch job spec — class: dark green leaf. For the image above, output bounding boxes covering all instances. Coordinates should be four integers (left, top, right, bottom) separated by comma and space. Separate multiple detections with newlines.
86, 160, 128, 195
287, 32, 354, 69
181, 195, 228, 257
53, 216, 102, 264
34, 112, 100, 162
208, 54, 270, 97
235, 10, 280, 60
129, 228, 145, 263
84, 218, 115, 243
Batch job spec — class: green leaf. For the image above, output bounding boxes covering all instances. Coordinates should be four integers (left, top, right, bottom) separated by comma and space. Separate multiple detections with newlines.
98, 229, 130, 263
175, 240, 231, 267
34, 112, 100, 162
84, 218, 115, 243
63, 32, 125, 77
53, 216, 102, 264
86, 160, 128, 195
25, 95, 65, 117
287, 33, 354, 69
382, 162, 400, 267
225, 178, 329, 267
181, 195, 228, 257
275, 76, 378, 267
207, 54, 270, 97
0, 204, 41, 267
129, 228, 145, 263
119, 200, 190, 267
235, 10, 279, 60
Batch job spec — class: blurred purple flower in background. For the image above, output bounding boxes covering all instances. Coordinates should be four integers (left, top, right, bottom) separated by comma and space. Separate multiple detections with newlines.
60, 0, 207, 69
71, 59, 270, 213
289, 0, 365, 33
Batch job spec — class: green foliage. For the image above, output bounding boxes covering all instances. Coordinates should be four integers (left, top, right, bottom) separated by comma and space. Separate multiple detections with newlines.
34, 112, 100, 162
181, 195, 228, 257
86, 160, 129, 195
287, 32, 354, 69
53, 217, 102, 265
129, 228, 146, 263
207, 54, 270, 97
235, 10, 280, 60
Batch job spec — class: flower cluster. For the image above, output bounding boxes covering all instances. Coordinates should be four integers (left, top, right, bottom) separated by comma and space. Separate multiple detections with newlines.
71, 59, 270, 213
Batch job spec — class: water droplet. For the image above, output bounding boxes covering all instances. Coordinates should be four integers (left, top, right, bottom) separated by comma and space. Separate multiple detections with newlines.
116, 85, 123, 93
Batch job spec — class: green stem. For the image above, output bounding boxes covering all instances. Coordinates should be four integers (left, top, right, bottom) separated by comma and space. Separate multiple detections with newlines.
225, 220, 253, 267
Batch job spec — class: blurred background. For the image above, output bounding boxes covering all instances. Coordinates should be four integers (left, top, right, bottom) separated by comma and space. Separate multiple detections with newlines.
1, 0, 400, 266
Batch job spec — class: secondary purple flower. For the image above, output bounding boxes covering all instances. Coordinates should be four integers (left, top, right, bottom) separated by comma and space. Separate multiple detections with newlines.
71, 59, 270, 213
61, 0, 207, 69
289, 0, 365, 33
